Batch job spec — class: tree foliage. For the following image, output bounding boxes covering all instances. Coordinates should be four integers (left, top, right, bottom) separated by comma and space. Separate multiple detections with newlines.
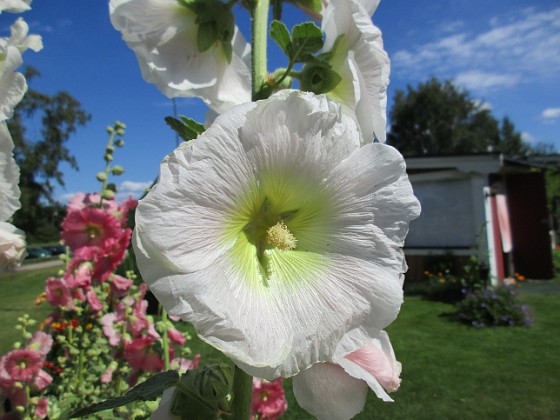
8, 67, 90, 242
387, 78, 529, 157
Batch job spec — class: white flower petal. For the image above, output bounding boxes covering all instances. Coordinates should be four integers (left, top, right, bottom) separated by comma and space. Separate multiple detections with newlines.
110, 0, 251, 111
323, 0, 390, 143
293, 362, 368, 420
0, 46, 26, 120
0, 122, 21, 221
0, 221, 26, 271
335, 330, 401, 402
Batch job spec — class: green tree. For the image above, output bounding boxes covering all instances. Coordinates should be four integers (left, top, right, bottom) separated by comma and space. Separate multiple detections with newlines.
387, 78, 529, 157
8, 67, 90, 242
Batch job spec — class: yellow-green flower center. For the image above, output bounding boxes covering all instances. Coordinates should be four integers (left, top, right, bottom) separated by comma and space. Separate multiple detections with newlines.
266, 221, 297, 251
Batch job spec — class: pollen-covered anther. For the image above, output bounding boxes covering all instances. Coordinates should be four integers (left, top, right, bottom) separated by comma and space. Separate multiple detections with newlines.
266, 221, 297, 251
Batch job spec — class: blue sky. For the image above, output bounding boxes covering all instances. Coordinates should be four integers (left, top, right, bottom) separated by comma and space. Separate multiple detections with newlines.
3, 0, 560, 203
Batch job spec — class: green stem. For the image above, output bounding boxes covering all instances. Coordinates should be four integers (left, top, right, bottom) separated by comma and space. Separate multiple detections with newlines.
251, 0, 270, 100
231, 365, 253, 420
161, 307, 170, 371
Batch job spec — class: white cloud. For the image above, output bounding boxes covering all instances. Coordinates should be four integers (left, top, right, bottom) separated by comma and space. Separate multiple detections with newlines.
392, 7, 560, 91
472, 99, 493, 111
120, 181, 152, 193
455, 71, 520, 91
540, 108, 560, 120
521, 132, 537, 144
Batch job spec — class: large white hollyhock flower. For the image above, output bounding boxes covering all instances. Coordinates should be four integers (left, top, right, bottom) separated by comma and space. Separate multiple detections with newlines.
133, 91, 420, 378
110, 0, 251, 113
293, 330, 401, 419
0, 0, 32, 14
322, 0, 389, 143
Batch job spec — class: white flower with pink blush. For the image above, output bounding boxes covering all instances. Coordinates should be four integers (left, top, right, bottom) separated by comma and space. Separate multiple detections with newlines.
293, 331, 401, 419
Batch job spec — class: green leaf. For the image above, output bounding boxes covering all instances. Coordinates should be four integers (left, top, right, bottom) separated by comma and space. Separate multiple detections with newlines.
165, 116, 205, 141
289, 0, 322, 13
300, 61, 342, 94
198, 21, 218, 52
170, 363, 234, 419
270, 20, 291, 56
290, 22, 324, 62
69, 370, 180, 418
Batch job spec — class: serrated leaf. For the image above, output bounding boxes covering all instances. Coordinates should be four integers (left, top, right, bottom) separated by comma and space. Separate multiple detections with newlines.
165, 116, 205, 141
270, 20, 291, 56
290, 22, 323, 62
69, 370, 179, 418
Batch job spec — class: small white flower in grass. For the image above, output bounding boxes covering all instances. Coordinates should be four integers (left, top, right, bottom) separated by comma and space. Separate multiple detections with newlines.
322, 0, 390, 143
133, 91, 420, 379
110, 0, 251, 114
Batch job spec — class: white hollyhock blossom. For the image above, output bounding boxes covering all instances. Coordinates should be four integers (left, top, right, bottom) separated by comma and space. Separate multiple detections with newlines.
293, 330, 401, 419
0, 0, 32, 14
0, 122, 25, 270
0, 17, 42, 120
322, 0, 390, 143
133, 91, 420, 378
0, 122, 20, 221
0, 222, 26, 270
110, 0, 251, 113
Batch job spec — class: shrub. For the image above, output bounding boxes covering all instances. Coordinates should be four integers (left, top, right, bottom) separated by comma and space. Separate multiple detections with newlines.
455, 285, 532, 328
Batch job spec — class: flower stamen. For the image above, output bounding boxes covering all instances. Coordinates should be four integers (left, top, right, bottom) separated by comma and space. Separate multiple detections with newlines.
266, 221, 297, 251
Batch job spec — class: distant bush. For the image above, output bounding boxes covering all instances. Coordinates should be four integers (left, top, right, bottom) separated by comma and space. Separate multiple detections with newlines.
455, 285, 532, 328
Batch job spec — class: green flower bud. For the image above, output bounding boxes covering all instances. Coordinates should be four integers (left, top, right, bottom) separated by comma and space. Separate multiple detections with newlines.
102, 189, 115, 200
115, 121, 127, 130
116, 128, 125, 136
96, 172, 108, 182
104, 153, 114, 162
115, 139, 125, 147
112, 165, 125, 175
106, 126, 114, 134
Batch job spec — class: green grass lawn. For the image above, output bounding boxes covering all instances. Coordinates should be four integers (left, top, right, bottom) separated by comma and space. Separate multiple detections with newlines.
1, 268, 559, 419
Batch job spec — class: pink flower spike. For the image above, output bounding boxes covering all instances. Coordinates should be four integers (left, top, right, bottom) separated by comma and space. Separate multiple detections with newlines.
3, 349, 43, 383
61, 207, 121, 252
101, 366, 114, 383
27, 331, 53, 357
170, 354, 201, 372
251, 378, 288, 420
101, 313, 121, 347
45, 277, 74, 309
65, 262, 92, 289
116, 197, 137, 225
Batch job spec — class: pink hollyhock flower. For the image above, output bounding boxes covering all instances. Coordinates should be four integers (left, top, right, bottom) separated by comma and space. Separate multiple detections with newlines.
27, 331, 53, 357
67, 192, 118, 213
61, 208, 122, 252
33, 369, 52, 392
167, 327, 185, 345
251, 378, 288, 420
35, 397, 49, 419
65, 262, 92, 289
69, 228, 131, 282
45, 277, 75, 309
293, 331, 401, 419
86, 289, 103, 313
124, 337, 169, 372
2, 349, 42, 383
110, 274, 133, 296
